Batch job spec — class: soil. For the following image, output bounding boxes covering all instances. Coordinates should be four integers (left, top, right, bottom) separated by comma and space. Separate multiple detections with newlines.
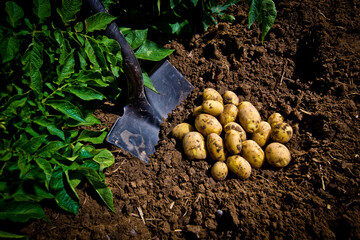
21, 0, 360, 239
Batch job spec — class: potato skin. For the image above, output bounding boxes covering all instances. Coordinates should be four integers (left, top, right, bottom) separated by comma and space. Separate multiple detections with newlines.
193, 106, 203, 117
224, 130, 242, 155
238, 101, 261, 133
241, 140, 265, 168
251, 121, 271, 147
207, 133, 226, 161
202, 100, 224, 117
267, 113, 284, 128
195, 114, 222, 136
265, 142, 291, 168
172, 123, 194, 140
270, 122, 293, 144
223, 91, 239, 106
203, 88, 223, 104
223, 122, 247, 141
182, 132, 207, 160
218, 104, 238, 126
226, 155, 251, 179
211, 161, 228, 181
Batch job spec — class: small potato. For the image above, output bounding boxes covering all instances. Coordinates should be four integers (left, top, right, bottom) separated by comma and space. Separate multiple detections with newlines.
211, 161, 228, 181
226, 155, 251, 179
195, 114, 222, 136
172, 123, 194, 140
182, 132, 207, 160
223, 91, 239, 106
202, 100, 224, 117
241, 140, 265, 168
265, 142, 291, 168
267, 113, 284, 128
238, 101, 261, 133
203, 88, 223, 104
207, 133, 226, 161
224, 130, 242, 155
218, 104, 238, 126
251, 121, 271, 147
193, 106, 203, 117
270, 122, 293, 144
223, 122, 247, 141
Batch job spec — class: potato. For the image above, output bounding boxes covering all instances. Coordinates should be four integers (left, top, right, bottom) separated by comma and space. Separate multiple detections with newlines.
193, 106, 203, 117
223, 122, 247, 141
251, 121, 271, 147
238, 101, 261, 133
218, 104, 238, 126
203, 88, 223, 104
265, 142, 291, 168
202, 100, 224, 117
172, 123, 194, 140
207, 133, 226, 161
267, 113, 284, 128
224, 130, 242, 155
240, 140, 265, 168
223, 91, 239, 106
211, 161, 228, 181
226, 155, 251, 179
182, 132, 207, 160
195, 114, 222, 136
270, 122, 293, 144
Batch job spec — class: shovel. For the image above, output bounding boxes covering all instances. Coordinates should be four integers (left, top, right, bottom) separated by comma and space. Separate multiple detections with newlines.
86, 0, 194, 163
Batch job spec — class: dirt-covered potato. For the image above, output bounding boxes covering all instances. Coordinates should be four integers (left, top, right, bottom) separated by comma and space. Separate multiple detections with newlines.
203, 88, 223, 104
193, 106, 203, 117
223, 91, 239, 106
207, 133, 226, 161
223, 122, 247, 141
226, 155, 251, 179
267, 112, 284, 128
195, 114, 222, 136
218, 104, 238, 126
224, 130, 242, 155
265, 142, 291, 168
172, 123, 194, 140
182, 132, 207, 160
251, 121, 271, 147
238, 101, 261, 133
211, 161, 228, 181
241, 140, 265, 168
270, 122, 293, 144
202, 100, 224, 117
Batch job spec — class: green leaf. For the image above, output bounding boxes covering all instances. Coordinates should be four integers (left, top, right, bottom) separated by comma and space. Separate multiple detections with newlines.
47, 100, 86, 122
85, 12, 117, 33
0, 36, 21, 63
77, 130, 107, 144
0, 200, 46, 222
135, 40, 174, 61
189, 0, 198, 6
93, 149, 115, 172
20, 135, 47, 154
57, 52, 75, 83
248, 0, 261, 28
11, 183, 54, 202
34, 157, 53, 189
57, 0, 82, 23
34, 118, 65, 140
85, 38, 107, 70
33, 0, 51, 20
21, 42, 44, 93
65, 86, 105, 101
1, 94, 27, 115
125, 29, 148, 50
0, 230, 28, 239
5, 1, 24, 28
260, 0, 277, 43
76, 70, 109, 87
74, 22, 83, 32
37, 141, 67, 158
142, 70, 158, 93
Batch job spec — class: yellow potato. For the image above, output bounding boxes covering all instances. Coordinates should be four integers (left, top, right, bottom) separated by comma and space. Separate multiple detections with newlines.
226, 155, 251, 179
211, 161, 228, 181
251, 121, 271, 147
172, 123, 194, 140
218, 104, 238, 126
202, 100, 224, 117
265, 142, 291, 168
223, 91, 239, 106
240, 140, 265, 168
223, 122, 247, 141
270, 122, 293, 144
207, 133, 226, 161
267, 113, 284, 128
193, 106, 203, 117
195, 114, 222, 136
238, 101, 261, 133
182, 132, 207, 160
224, 130, 242, 155
203, 88, 223, 104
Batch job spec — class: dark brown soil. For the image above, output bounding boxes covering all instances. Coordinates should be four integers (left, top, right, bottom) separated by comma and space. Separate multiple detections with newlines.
22, 0, 360, 239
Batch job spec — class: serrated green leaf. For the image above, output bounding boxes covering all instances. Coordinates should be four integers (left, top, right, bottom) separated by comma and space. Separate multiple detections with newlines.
57, 52, 75, 83
85, 12, 117, 33
47, 100, 86, 122
33, 0, 51, 20
0, 230, 28, 239
21, 135, 47, 154
34, 118, 65, 140
77, 130, 107, 144
125, 29, 148, 50
22, 42, 44, 93
57, 0, 82, 23
0, 36, 21, 63
93, 149, 114, 172
135, 40, 174, 61
66, 86, 105, 101
142, 70, 158, 93
5, 1, 24, 28
0, 200, 46, 222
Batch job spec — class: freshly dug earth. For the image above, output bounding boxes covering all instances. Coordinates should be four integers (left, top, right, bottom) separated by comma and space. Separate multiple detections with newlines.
22, 0, 360, 239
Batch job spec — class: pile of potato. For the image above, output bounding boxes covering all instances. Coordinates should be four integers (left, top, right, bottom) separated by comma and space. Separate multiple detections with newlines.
172, 88, 293, 181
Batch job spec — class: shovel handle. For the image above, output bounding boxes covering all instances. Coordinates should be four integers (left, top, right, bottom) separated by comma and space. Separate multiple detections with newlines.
86, 0, 144, 101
